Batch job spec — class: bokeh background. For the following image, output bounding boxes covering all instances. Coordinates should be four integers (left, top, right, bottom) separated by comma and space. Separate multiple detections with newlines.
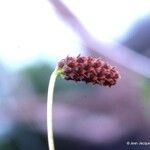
0, 0, 150, 150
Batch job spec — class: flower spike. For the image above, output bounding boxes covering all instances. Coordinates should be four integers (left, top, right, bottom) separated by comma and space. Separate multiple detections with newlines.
58, 55, 120, 87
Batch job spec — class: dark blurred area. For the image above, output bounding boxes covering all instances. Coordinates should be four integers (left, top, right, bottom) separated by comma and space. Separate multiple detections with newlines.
0, 3, 150, 150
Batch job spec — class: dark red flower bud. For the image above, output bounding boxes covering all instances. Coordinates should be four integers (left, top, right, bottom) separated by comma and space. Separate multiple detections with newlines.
58, 55, 120, 87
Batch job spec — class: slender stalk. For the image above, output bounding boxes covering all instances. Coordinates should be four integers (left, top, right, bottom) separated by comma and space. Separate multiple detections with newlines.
47, 68, 58, 150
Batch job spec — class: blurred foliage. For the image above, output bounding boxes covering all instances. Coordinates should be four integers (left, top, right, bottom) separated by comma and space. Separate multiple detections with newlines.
0, 125, 48, 150
22, 63, 52, 95
142, 79, 150, 105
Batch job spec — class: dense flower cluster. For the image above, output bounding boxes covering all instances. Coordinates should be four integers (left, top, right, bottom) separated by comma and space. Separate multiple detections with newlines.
58, 55, 120, 87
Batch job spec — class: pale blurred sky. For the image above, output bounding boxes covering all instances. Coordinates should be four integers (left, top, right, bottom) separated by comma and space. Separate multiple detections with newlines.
0, 0, 150, 70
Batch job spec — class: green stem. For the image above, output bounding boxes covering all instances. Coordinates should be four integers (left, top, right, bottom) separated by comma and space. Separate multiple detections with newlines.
47, 68, 58, 150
